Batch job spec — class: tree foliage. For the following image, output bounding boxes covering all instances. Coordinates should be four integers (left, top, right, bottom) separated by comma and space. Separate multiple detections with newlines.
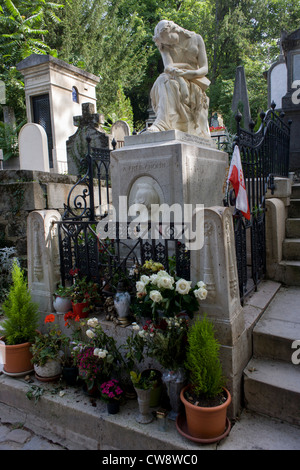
0, 0, 63, 122
1, 0, 300, 131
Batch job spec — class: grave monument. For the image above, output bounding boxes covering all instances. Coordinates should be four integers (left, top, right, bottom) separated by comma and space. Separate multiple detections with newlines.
110, 21, 246, 416
16, 54, 100, 173
231, 66, 251, 130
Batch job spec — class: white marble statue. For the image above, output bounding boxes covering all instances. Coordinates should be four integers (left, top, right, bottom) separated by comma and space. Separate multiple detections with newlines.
147, 20, 211, 139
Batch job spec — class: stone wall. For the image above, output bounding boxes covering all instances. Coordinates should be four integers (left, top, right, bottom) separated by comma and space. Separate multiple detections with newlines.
0, 170, 108, 265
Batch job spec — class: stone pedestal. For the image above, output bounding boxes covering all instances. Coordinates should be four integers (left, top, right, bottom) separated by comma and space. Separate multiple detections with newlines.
110, 130, 228, 215
190, 206, 246, 417
27, 210, 61, 320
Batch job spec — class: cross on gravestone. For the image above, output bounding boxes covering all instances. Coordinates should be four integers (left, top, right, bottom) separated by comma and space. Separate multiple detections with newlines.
73, 102, 102, 129
66, 102, 109, 175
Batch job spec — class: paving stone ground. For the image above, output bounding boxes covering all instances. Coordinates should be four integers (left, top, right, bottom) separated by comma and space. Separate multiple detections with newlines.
0, 420, 66, 450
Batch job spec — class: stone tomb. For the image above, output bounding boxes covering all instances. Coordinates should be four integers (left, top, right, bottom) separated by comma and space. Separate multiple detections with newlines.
110, 130, 228, 217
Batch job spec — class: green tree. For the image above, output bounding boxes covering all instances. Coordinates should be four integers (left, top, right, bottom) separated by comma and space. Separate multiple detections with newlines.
0, 0, 63, 124
56, 0, 148, 126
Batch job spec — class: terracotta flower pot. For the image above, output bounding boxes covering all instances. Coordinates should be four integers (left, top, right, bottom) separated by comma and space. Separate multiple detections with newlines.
180, 385, 231, 440
72, 301, 89, 318
0, 337, 33, 375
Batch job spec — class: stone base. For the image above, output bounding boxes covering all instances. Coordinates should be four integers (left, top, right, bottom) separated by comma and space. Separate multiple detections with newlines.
111, 130, 228, 214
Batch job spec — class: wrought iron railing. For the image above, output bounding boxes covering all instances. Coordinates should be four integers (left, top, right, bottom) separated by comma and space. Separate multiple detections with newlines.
226, 102, 291, 303
56, 136, 190, 291
57, 220, 190, 292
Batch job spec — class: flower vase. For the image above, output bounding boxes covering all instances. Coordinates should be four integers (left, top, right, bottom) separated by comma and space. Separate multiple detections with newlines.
114, 282, 131, 327
53, 295, 72, 314
107, 401, 120, 415
134, 387, 153, 424
72, 301, 88, 318
162, 369, 186, 420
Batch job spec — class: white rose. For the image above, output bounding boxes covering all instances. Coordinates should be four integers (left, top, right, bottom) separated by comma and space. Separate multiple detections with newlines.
140, 275, 150, 285
197, 281, 206, 289
136, 280, 146, 293
175, 279, 192, 295
149, 274, 158, 285
87, 317, 98, 328
132, 322, 140, 331
86, 329, 95, 338
98, 349, 108, 359
93, 347, 100, 356
156, 275, 174, 290
194, 287, 208, 300
149, 290, 163, 303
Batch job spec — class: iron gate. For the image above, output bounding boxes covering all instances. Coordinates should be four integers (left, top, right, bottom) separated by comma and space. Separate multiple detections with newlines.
226, 103, 290, 303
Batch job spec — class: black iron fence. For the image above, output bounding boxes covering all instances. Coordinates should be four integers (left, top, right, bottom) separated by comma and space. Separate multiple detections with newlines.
226, 103, 291, 303
56, 137, 190, 292
57, 219, 190, 292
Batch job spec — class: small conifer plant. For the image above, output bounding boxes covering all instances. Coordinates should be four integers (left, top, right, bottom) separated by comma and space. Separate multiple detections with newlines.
185, 315, 225, 399
2, 259, 39, 345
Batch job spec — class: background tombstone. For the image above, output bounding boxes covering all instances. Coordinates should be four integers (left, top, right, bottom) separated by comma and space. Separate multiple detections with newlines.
264, 38, 287, 110
110, 120, 130, 148
231, 66, 251, 130
66, 102, 109, 175
19, 123, 50, 172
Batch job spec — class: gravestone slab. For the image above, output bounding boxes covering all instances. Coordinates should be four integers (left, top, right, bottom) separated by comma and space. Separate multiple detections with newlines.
19, 123, 50, 172
111, 130, 228, 218
110, 120, 130, 148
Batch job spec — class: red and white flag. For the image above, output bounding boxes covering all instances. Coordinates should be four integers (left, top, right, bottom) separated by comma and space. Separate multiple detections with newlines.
227, 145, 251, 220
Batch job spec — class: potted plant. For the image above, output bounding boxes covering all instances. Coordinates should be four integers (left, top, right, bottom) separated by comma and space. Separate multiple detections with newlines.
141, 316, 189, 418
130, 370, 157, 424
99, 379, 124, 414
75, 317, 123, 395
178, 315, 231, 442
60, 309, 83, 385
53, 285, 72, 314
69, 268, 101, 318
133, 261, 208, 322
121, 322, 146, 398
0, 259, 39, 375
30, 314, 70, 382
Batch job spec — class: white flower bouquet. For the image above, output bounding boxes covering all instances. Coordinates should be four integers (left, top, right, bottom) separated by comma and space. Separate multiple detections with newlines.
134, 263, 207, 321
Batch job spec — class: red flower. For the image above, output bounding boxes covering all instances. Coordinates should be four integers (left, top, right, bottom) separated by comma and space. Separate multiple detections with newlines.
45, 314, 55, 323
69, 268, 79, 276
64, 310, 80, 326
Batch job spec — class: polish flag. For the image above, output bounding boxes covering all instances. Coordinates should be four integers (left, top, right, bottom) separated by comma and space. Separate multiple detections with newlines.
227, 145, 251, 220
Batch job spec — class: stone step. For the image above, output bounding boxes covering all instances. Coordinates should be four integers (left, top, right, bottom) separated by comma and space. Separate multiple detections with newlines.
286, 218, 300, 238
252, 288, 300, 362
291, 184, 300, 199
274, 260, 300, 286
0, 373, 199, 451
282, 238, 300, 260
288, 199, 300, 218
243, 357, 300, 427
